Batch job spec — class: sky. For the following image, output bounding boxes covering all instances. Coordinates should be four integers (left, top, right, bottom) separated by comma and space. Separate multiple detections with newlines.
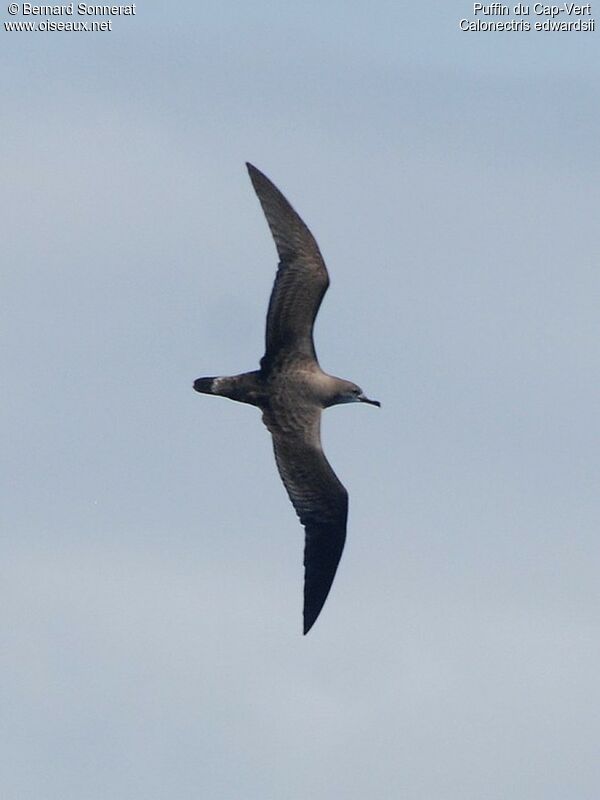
2, 2, 600, 798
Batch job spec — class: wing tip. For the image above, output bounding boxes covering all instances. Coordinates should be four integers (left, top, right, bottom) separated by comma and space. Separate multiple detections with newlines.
303, 614, 317, 636
302, 590, 330, 635
246, 162, 279, 203
302, 523, 347, 636
246, 161, 265, 186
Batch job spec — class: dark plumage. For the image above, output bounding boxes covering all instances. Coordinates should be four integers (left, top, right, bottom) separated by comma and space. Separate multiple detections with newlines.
194, 163, 380, 634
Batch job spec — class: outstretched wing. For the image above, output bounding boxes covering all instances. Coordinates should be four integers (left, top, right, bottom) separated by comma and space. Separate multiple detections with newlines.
246, 163, 329, 370
263, 406, 348, 634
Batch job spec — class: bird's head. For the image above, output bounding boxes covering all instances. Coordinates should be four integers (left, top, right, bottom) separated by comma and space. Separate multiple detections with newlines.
327, 380, 381, 408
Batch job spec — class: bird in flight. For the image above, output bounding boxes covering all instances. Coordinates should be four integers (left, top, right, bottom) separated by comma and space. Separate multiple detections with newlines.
194, 163, 380, 634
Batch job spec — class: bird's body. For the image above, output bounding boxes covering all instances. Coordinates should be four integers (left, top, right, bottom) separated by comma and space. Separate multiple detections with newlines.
194, 164, 379, 634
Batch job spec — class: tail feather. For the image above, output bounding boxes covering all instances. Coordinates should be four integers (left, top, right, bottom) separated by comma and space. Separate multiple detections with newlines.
193, 371, 264, 406
193, 377, 216, 394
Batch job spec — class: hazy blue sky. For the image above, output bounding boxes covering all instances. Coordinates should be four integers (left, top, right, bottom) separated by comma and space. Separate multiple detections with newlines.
2, 3, 600, 798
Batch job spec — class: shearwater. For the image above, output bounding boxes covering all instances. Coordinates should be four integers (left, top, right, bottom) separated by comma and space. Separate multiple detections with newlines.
194, 164, 380, 634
